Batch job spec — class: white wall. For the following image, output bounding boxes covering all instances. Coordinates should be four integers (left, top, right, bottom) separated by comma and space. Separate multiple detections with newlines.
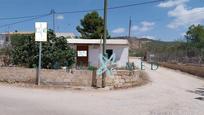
88, 45, 100, 67
88, 45, 129, 68
0, 34, 6, 48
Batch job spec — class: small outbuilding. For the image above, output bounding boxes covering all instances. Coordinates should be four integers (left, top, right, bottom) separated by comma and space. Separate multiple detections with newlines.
67, 39, 129, 68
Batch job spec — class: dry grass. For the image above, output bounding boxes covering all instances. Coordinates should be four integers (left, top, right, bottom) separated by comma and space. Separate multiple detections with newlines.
138, 71, 151, 85
125, 71, 150, 89
160, 62, 204, 78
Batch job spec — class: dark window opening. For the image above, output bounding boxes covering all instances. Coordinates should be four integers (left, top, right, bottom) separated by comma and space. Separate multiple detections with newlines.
106, 49, 113, 59
5, 36, 9, 42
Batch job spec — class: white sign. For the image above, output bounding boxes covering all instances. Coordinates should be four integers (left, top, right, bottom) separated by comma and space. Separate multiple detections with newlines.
77, 51, 87, 57
35, 22, 47, 42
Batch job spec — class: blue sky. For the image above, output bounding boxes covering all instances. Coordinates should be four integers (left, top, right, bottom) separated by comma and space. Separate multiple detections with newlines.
0, 0, 203, 41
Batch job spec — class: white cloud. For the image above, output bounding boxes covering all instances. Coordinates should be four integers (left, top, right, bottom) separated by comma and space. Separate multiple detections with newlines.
140, 35, 156, 40
140, 21, 155, 32
131, 25, 139, 31
132, 21, 155, 32
158, 0, 188, 8
158, 0, 204, 29
167, 5, 204, 29
112, 27, 125, 34
56, 15, 64, 20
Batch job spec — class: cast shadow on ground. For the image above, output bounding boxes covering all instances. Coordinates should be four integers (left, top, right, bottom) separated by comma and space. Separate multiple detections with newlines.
187, 87, 204, 101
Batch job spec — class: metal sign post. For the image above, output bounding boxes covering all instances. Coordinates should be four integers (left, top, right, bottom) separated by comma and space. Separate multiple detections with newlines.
37, 42, 42, 85
35, 22, 47, 85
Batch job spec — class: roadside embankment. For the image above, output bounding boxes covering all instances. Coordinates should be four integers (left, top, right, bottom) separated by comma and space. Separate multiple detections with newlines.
159, 62, 204, 78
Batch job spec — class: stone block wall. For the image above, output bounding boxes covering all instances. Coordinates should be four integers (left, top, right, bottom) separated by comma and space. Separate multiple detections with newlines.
96, 70, 142, 88
0, 67, 146, 89
0, 67, 93, 86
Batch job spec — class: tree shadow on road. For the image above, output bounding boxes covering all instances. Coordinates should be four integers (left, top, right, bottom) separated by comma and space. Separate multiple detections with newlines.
187, 87, 204, 101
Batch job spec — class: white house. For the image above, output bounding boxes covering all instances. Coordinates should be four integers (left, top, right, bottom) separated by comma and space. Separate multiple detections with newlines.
67, 39, 129, 68
0, 34, 9, 48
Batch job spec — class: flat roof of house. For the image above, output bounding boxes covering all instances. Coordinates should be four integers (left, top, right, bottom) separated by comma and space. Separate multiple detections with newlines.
67, 39, 129, 45
56, 33, 76, 38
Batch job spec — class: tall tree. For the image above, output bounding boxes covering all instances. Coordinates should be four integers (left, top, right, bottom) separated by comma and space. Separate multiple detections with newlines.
76, 11, 109, 39
185, 24, 204, 49
185, 24, 204, 62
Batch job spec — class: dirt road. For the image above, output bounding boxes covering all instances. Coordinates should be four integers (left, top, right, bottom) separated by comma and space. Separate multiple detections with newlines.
0, 63, 204, 115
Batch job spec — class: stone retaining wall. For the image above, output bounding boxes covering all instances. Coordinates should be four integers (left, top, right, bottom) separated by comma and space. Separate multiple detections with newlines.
0, 67, 147, 88
0, 67, 93, 86
96, 70, 146, 88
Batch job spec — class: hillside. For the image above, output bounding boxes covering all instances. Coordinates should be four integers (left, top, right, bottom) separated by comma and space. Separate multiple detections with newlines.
111, 36, 153, 50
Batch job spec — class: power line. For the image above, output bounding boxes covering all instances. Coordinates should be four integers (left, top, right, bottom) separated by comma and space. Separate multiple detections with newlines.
0, 13, 50, 29
0, 13, 50, 20
56, 0, 166, 14
0, 0, 204, 30
0, 0, 166, 20
0, 0, 166, 29
108, 0, 166, 10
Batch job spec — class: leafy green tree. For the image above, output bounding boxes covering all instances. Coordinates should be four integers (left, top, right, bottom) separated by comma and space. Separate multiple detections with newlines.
185, 24, 204, 61
76, 11, 109, 39
10, 29, 76, 69
185, 24, 204, 49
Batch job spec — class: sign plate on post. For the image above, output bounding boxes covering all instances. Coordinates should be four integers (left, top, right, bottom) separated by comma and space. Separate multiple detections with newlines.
35, 22, 47, 42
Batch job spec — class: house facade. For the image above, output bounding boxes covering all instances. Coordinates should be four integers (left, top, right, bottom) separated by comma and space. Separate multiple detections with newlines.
67, 39, 129, 68
0, 34, 9, 48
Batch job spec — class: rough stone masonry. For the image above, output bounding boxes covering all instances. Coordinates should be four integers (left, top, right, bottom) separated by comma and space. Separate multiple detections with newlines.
0, 67, 147, 89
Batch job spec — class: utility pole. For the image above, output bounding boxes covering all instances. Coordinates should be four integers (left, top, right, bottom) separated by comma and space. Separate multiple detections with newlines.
102, 0, 108, 88
128, 17, 132, 38
6, 26, 11, 47
51, 9, 56, 32
7, 26, 10, 46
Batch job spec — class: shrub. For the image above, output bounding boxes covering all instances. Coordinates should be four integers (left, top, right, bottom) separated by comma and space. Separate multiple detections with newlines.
10, 29, 76, 69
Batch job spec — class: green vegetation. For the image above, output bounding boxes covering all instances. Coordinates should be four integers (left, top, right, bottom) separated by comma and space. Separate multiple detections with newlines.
129, 49, 145, 57
10, 29, 76, 69
186, 24, 204, 49
141, 24, 204, 64
185, 24, 204, 58
76, 11, 109, 39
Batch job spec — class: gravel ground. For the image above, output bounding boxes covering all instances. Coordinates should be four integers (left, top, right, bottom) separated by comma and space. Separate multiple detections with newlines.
0, 61, 204, 115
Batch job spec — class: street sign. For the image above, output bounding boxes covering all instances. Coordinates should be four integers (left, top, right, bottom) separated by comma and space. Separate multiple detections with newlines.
35, 22, 47, 85
35, 22, 47, 42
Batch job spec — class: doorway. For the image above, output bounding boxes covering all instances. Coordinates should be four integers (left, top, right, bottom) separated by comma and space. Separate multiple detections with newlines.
77, 45, 88, 67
